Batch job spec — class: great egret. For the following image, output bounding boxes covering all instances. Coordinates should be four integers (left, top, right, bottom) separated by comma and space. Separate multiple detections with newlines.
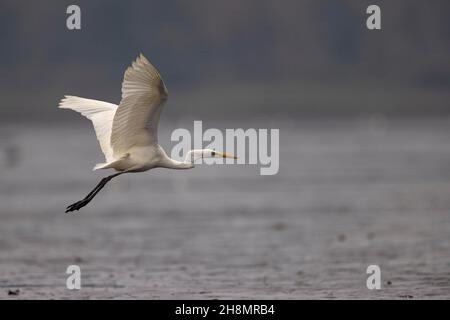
60, 54, 236, 213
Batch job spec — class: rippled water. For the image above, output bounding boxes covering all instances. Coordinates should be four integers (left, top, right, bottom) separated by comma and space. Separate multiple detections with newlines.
0, 118, 449, 299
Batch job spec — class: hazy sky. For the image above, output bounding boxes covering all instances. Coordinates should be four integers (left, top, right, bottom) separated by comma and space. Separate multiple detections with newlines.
1, 0, 449, 120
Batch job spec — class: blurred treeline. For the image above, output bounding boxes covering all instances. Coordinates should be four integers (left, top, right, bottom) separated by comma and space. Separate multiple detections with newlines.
1, 0, 449, 121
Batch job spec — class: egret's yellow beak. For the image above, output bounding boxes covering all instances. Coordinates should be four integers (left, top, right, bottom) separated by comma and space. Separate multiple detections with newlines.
217, 151, 238, 159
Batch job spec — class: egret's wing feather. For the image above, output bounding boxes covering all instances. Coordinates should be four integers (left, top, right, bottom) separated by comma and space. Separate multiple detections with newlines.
111, 54, 168, 157
59, 96, 118, 162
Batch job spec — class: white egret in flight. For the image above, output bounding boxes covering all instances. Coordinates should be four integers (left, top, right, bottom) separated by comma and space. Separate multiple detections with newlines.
60, 54, 236, 213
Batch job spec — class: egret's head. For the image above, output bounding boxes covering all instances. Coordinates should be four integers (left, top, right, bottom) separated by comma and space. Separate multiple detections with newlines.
203, 149, 237, 159
186, 149, 238, 164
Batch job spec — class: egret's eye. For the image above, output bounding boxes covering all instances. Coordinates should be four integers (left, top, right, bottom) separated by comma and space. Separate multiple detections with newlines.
211, 151, 216, 156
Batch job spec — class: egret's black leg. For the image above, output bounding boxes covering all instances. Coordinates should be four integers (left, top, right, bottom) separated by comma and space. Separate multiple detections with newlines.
65, 178, 109, 212
65, 172, 124, 213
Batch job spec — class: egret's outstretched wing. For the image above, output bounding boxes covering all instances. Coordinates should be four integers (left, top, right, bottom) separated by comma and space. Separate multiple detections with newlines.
59, 96, 118, 162
111, 54, 168, 157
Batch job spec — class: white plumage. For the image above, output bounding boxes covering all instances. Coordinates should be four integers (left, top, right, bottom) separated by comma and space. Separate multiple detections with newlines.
59, 96, 117, 164
111, 54, 168, 158
59, 54, 236, 212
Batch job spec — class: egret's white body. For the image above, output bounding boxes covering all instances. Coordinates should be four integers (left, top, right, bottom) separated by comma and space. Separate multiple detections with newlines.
60, 54, 235, 212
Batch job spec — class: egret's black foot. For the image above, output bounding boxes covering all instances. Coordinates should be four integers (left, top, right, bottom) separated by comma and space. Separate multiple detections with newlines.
65, 199, 91, 213
64, 172, 124, 213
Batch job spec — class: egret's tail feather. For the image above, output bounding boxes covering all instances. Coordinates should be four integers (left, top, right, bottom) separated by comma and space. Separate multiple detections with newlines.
92, 161, 117, 171
93, 163, 108, 171
58, 96, 118, 162
92, 153, 129, 171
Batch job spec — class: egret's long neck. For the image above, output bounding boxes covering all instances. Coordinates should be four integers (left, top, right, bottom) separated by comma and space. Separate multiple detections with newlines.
183, 150, 203, 164
159, 150, 202, 169
163, 158, 194, 169
159, 150, 205, 169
